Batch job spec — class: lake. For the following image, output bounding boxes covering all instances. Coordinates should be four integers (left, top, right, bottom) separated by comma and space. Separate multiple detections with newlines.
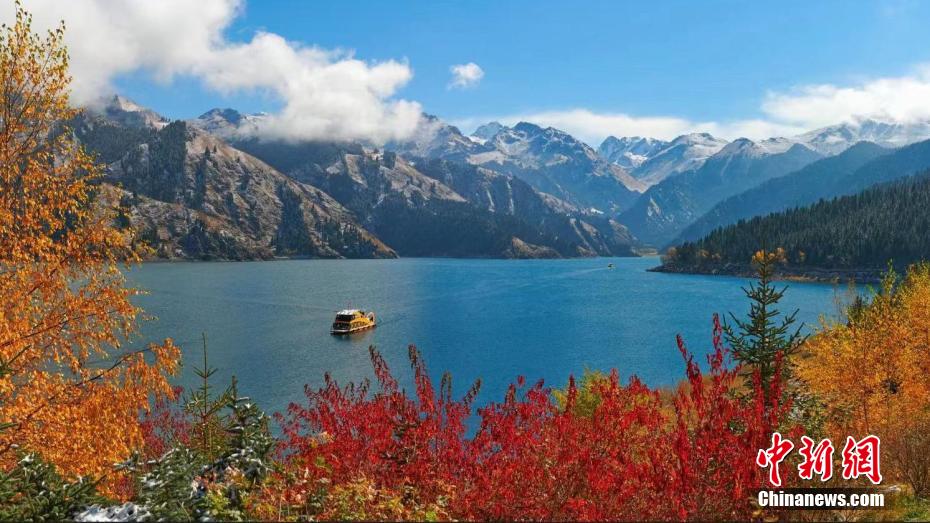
126, 257, 847, 416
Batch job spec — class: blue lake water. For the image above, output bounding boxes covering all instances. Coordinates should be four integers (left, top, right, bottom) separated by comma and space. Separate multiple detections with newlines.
126, 257, 846, 416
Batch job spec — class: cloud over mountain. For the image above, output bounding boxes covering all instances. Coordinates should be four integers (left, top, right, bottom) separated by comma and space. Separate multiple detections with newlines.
7, 1, 930, 146
2, 0, 422, 143
457, 66, 930, 145
761, 65, 930, 129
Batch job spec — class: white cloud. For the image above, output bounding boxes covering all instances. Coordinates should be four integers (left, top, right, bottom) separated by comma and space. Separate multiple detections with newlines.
8, 1, 930, 145
459, 66, 930, 145
448, 62, 484, 90
1, 0, 422, 143
760, 66, 930, 129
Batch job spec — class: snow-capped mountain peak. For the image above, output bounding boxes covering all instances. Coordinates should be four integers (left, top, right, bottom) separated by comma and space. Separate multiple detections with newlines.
199, 108, 246, 126
108, 94, 147, 114
386, 113, 488, 161
717, 137, 767, 157
190, 108, 268, 139
390, 115, 645, 211
715, 136, 813, 158
611, 132, 728, 186
668, 132, 720, 147
757, 136, 799, 154
485, 122, 603, 166
472, 121, 506, 143
795, 117, 930, 155
90, 94, 170, 129
598, 136, 669, 169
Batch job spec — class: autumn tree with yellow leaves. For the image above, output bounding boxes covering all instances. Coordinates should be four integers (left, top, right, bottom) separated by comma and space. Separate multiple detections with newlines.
797, 263, 930, 497
0, 3, 179, 492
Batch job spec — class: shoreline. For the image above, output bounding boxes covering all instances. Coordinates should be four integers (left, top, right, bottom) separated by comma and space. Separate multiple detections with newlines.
138, 252, 646, 264
648, 263, 885, 284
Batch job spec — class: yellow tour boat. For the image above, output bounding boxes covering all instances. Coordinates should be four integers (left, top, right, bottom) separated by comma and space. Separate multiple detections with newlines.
331, 309, 377, 335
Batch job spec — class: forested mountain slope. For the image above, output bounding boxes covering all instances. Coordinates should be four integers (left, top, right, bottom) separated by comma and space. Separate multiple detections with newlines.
659, 172, 930, 278
675, 138, 930, 244
674, 142, 889, 243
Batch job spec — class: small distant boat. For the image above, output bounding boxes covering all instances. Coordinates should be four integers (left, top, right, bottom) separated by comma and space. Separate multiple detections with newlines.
607, 263, 615, 269
331, 309, 377, 335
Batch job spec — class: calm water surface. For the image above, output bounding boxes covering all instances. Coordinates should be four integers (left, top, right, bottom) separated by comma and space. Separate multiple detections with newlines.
127, 257, 844, 415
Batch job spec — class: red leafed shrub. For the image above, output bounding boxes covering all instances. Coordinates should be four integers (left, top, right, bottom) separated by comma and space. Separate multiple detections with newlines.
266, 346, 478, 518
139, 385, 192, 460
263, 314, 790, 521
462, 372, 675, 520
668, 318, 792, 519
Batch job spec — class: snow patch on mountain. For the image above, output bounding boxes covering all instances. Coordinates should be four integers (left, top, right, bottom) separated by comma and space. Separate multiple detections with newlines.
598, 136, 669, 170
88, 94, 170, 130
472, 121, 506, 143
629, 132, 729, 185
795, 117, 930, 155
190, 108, 268, 139
385, 114, 481, 160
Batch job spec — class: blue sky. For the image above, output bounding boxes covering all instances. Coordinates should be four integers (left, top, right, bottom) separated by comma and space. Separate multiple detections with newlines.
12, 0, 930, 144
129, 0, 930, 122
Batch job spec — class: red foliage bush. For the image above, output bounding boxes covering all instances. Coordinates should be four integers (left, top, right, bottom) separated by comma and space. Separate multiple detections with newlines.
268, 314, 790, 521
139, 385, 192, 460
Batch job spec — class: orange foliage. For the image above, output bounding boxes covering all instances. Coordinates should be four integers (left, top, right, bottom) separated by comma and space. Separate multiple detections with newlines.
797, 264, 930, 494
0, 3, 179, 493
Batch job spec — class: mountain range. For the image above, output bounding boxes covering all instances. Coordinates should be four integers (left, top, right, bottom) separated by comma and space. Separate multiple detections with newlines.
77, 96, 641, 260
795, 117, 930, 155
75, 95, 930, 263
390, 118, 647, 214
598, 133, 728, 186
617, 139, 823, 246
597, 118, 930, 177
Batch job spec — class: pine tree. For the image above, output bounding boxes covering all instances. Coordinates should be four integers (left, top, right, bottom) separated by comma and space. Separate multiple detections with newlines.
723, 248, 807, 389
136, 352, 272, 520
0, 454, 105, 521
185, 333, 232, 460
